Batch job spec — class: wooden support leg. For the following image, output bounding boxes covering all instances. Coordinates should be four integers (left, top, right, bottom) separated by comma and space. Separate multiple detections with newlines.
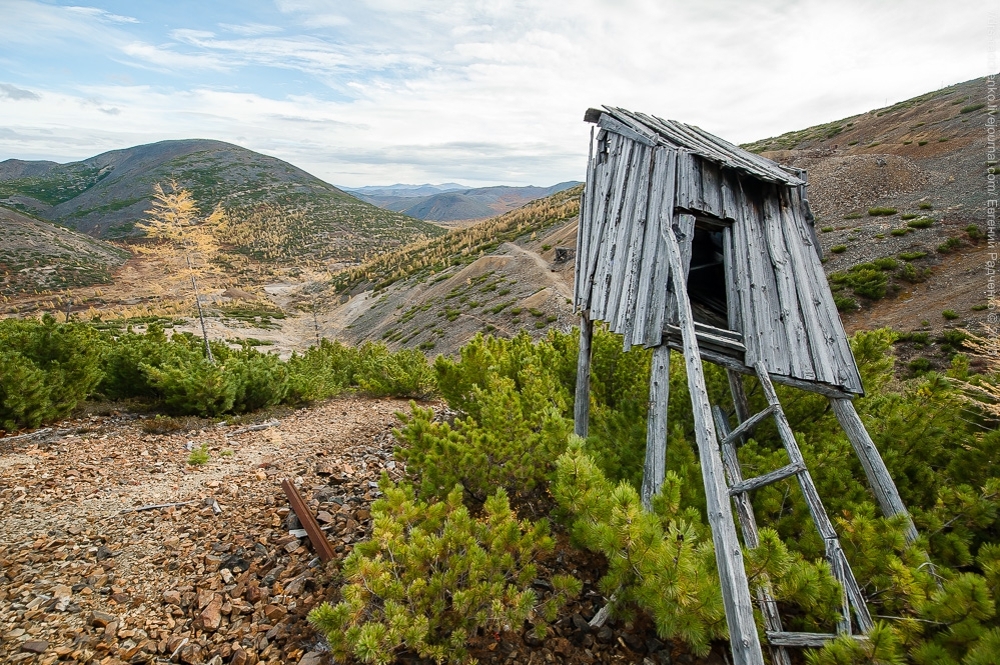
727, 369, 751, 424
574, 313, 594, 439
641, 344, 670, 511
663, 222, 764, 665
830, 398, 918, 544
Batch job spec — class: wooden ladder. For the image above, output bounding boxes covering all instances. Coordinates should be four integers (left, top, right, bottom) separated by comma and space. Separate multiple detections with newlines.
712, 364, 873, 658
658, 220, 871, 664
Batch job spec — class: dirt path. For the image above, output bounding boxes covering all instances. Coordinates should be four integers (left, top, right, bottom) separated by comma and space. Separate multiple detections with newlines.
501, 242, 573, 300
0, 398, 413, 665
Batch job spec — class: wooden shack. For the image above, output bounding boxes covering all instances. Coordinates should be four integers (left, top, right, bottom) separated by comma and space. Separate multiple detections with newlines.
573, 106, 915, 665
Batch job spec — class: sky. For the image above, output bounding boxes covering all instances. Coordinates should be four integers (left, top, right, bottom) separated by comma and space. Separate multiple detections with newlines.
0, 0, 992, 188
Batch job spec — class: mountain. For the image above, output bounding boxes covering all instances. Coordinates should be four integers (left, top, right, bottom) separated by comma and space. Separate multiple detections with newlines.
0, 204, 128, 296
347, 182, 582, 222
741, 74, 992, 369
0, 140, 446, 266
342, 183, 468, 197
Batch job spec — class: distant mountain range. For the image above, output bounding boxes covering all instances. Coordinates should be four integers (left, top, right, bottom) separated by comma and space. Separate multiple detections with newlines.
344, 182, 582, 222
0, 139, 445, 266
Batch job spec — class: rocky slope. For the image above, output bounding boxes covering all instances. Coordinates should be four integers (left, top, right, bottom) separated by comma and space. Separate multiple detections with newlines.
0, 205, 129, 296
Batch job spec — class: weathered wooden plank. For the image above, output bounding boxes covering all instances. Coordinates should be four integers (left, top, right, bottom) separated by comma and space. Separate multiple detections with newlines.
830, 398, 918, 543
663, 218, 765, 665
700, 159, 723, 218
574, 126, 597, 310
731, 190, 765, 370
664, 324, 746, 358
632, 147, 672, 348
766, 632, 866, 648
727, 369, 751, 424
597, 112, 658, 147
742, 191, 789, 376
641, 344, 670, 511
790, 187, 864, 393
720, 405, 776, 448
665, 213, 696, 325
776, 187, 856, 390
581, 132, 623, 312
729, 462, 806, 495
574, 314, 594, 438
721, 170, 740, 221
618, 150, 655, 348
761, 193, 814, 381
712, 407, 793, 665
591, 136, 634, 319
641, 148, 678, 347
609, 144, 652, 341
723, 225, 741, 335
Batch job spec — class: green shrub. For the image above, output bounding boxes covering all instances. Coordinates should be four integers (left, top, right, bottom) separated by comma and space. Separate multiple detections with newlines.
286, 339, 360, 403
229, 349, 289, 412
308, 482, 579, 665
830, 244, 847, 254
960, 103, 986, 114
908, 357, 932, 374
834, 295, 859, 312
940, 330, 968, 348
899, 251, 928, 261
918, 201, 933, 210
844, 212, 863, 220
868, 207, 898, 216
973, 304, 989, 311
938, 237, 964, 253
0, 316, 105, 430
554, 440, 840, 656
187, 443, 210, 465
918, 141, 929, 146
907, 217, 935, 229
942, 310, 959, 320
356, 343, 436, 399
896, 262, 929, 283
901, 213, 919, 220
872, 257, 899, 271
142, 355, 238, 416
967, 225, 984, 241
821, 226, 834, 232
890, 228, 912, 236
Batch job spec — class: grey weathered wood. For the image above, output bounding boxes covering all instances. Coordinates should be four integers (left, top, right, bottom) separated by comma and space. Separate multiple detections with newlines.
665, 213, 696, 325
700, 159, 723, 218
723, 224, 741, 334
831, 398, 918, 543
766, 632, 866, 648
610, 144, 652, 342
727, 369, 751, 424
712, 406, 792, 665
663, 217, 764, 665
762, 193, 814, 380
597, 112, 658, 146
729, 462, 806, 495
640, 148, 677, 347
720, 405, 776, 448
743, 192, 789, 375
632, 147, 672, 348
574, 314, 594, 439
641, 344, 670, 511
582, 132, 623, 312
754, 363, 873, 633
575, 126, 597, 309
664, 324, 746, 356
591, 137, 635, 319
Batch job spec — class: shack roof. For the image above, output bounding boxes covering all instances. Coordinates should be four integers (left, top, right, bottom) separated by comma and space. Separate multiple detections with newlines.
586, 106, 805, 187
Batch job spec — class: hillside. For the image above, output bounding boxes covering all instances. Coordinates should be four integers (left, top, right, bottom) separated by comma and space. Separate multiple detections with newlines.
0, 205, 129, 296
744, 74, 992, 338
0, 140, 445, 267
347, 182, 581, 223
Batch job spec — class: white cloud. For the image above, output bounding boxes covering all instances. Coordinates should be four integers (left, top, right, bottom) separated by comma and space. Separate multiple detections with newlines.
65, 6, 139, 24
0, 83, 40, 101
0, 0, 990, 186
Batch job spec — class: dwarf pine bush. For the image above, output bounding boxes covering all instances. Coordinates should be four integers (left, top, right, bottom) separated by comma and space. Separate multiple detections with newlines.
308, 480, 580, 665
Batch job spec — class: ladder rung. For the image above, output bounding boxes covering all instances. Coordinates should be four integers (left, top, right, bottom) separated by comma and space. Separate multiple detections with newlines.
729, 462, 805, 495
721, 404, 777, 447
766, 631, 866, 647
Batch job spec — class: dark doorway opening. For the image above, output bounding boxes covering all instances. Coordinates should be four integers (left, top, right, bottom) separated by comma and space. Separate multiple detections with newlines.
686, 224, 729, 330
